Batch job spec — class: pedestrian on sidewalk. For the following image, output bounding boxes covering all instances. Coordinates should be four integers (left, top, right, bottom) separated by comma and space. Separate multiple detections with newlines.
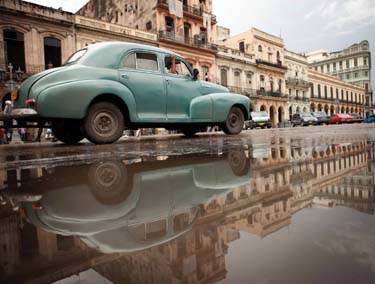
4, 101, 13, 143
0, 127, 5, 144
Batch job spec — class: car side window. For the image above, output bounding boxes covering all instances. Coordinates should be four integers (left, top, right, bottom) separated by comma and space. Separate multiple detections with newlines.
123, 52, 136, 69
165, 56, 192, 77
122, 52, 159, 72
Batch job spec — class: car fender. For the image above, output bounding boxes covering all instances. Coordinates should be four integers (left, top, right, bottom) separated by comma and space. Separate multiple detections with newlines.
190, 93, 250, 122
36, 80, 137, 120
190, 95, 213, 119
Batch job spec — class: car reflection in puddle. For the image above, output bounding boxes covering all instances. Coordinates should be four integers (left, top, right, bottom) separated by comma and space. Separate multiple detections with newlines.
1, 137, 375, 284
6, 149, 251, 254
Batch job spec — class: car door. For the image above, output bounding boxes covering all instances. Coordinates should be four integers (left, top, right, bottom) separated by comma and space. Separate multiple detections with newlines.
163, 55, 206, 120
119, 51, 166, 121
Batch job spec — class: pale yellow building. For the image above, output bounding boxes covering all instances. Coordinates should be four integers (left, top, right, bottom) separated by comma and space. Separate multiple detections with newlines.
285, 50, 311, 117
219, 28, 288, 126
308, 69, 366, 115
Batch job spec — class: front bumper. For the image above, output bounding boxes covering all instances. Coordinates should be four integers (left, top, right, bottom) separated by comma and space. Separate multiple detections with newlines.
0, 108, 38, 121
246, 121, 271, 129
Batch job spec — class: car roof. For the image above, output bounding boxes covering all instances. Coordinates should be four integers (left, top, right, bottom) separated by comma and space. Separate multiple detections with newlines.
78, 42, 182, 69
87, 42, 180, 56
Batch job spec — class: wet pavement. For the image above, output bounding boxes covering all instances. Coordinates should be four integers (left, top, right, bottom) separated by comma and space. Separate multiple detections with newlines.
1, 124, 375, 284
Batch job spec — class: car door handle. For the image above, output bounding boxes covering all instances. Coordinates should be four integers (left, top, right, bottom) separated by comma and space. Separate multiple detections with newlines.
165, 78, 170, 84
121, 74, 129, 79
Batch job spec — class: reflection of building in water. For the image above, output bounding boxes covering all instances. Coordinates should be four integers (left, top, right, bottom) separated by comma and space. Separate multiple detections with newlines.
314, 168, 374, 214
1, 139, 375, 283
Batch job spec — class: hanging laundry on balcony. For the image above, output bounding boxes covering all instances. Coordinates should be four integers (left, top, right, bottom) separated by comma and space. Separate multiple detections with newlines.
168, 0, 177, 16
203, 12, 211, 28
175, 0, 183, 18
203, 12, 211, 40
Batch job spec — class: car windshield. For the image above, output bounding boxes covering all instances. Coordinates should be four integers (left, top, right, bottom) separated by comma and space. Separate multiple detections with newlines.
300, 112, 312, 118
313, 112, 327, 117
251, 111, 268, 118
64, 49, 87, 65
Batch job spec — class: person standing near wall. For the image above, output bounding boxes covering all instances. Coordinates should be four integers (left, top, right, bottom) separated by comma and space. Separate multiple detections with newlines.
3, 101, 13, 143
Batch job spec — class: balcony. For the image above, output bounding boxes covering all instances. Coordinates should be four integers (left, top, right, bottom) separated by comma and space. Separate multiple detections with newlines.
256, 90, 288, 99
158, 30, 217, 50
286, 78, 311, 88
256, 59, 288, 70
157, 0, 217, 22
288, 96, 310, 103
224, 86, 288, 99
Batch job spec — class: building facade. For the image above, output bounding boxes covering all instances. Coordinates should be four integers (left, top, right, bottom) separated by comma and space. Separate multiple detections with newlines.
307, 41, 373, 113
79, 0, 218, 80
215, 46, 256, 98
308, 69, 366, 116
285, 50, 310, 117
219, 28, 288, 126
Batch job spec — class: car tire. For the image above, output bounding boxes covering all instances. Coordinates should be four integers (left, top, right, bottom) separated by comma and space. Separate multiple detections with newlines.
228, 150, 250, 176
52, 125, 84, 145
88, 161, 131, 205
83, 102, 124, 144
222, 107, 244, 135
181, 127, 198, 138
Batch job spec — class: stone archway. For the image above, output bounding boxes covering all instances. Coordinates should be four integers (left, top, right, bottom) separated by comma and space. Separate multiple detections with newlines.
310, 103, 316, 112
296, 106, 301, 113
346, 107, 350, 113
350, 107, 354, 113
324, 104, 329, 114
289, 106, 293, 120
260, 105, 266, 111
278, 106, 284, 123
303, 107, 308, 112
318, 104, 323, 111
341, 106, 345, 113
330, 105, 335, 115
270, 106, 276, 127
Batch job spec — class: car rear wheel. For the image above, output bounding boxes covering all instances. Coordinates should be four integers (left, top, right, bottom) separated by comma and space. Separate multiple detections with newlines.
52, 125, 84, 145
222, 107, 244, 135
83, 102, 124, 144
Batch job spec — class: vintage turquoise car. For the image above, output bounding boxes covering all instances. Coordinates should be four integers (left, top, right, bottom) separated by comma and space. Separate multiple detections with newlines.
3, 42, 250, 144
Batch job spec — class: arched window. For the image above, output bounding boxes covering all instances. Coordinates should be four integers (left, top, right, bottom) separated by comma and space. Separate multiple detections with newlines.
44, 37, 62, 69
3, 29, 26, 72
234, 71, 241, 87
220, 69, 228, 86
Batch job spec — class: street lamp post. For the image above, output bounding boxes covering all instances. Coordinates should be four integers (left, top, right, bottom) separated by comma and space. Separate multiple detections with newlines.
0, 63, 24, 144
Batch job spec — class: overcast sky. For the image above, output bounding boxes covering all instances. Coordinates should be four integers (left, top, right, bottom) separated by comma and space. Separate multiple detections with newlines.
25, 0, 375, 89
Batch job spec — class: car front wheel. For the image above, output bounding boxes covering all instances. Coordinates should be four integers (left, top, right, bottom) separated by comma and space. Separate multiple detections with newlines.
52, 125, 84, 145
83, 102, 124, 144
222, 107, 244, 135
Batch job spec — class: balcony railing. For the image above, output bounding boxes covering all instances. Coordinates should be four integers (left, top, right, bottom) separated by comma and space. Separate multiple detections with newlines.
256, 59, 288, 70
286, 78, 311, 87
226, 87, 288, 99
157, 0, 217, 22
158, 30, 217, 50
310, 96, 364, 105
288, 96, 310, 103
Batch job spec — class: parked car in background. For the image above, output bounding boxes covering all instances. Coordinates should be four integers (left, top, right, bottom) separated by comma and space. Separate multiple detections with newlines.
244, 111, 271, 129
330, 113, 353, 124
291, 112, 318, 127
348, 113, 363, 123
363, 114, 375, 123
0, 42, 250, 144
311, 111, 330, 125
